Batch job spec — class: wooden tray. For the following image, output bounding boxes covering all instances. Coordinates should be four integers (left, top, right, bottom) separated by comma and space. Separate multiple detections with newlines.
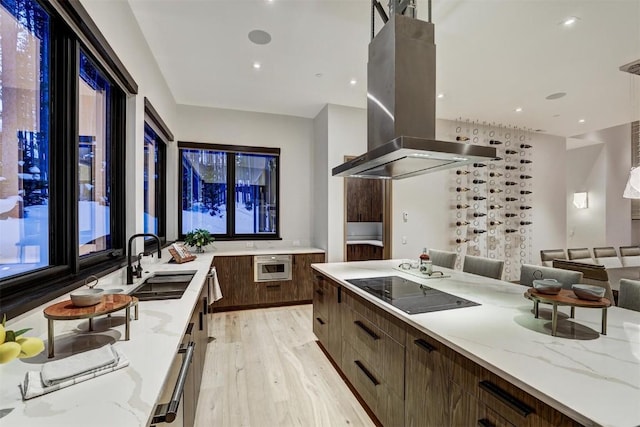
44, 294, 133, 320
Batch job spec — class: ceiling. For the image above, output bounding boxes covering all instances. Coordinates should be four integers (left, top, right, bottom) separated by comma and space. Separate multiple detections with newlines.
128, 0, 640, 138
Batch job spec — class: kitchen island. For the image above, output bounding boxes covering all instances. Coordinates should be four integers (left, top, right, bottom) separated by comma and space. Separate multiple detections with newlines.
0, 249, 215, 427
312, 260, 640, 427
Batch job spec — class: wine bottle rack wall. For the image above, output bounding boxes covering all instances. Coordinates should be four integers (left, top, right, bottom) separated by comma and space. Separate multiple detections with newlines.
450, 119, 534, 282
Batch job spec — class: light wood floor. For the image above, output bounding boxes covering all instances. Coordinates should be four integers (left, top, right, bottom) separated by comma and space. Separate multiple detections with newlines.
195, 304, 375, 427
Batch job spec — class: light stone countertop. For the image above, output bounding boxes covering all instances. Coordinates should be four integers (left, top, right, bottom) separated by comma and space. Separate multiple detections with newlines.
208, 246, 325, 256
0, 249, 215, 427
345, 240, 384, 247
312, 259, 640, 427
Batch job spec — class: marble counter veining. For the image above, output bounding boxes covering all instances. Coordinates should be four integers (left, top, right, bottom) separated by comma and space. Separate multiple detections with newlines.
209, 246, 325, 256
312, 260, 640, 427
0, 249, 215, 427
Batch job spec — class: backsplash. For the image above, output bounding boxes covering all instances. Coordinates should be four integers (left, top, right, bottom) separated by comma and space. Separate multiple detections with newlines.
346, 222, 382, 241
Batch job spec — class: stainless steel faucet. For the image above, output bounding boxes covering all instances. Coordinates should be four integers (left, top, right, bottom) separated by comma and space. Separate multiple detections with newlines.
127, 233, 162, 284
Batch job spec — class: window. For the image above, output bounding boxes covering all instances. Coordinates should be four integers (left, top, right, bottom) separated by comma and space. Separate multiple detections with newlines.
0, 0, 132, 318
142, 98, 171, 243
179, 143, 280, 240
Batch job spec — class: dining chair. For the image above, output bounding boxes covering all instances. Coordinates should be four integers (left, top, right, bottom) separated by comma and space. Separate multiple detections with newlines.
519, 264, 583, 289
429, 249, 457, 270
620, 245, 640, 267
567, 248, 594, 262
618, 279, 640, 312
593, 246, 622, 268
540, 249, 567, 267
462, 255, 504, 280
552, 259, 616, 305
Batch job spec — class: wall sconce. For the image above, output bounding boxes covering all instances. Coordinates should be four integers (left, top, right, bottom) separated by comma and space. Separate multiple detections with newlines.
623, 166, 640, 199
573, 192, 588, 209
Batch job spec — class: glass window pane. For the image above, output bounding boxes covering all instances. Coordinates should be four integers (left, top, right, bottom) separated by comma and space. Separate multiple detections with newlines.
143, 122, 158, 235
234, 153, 277, 235
181, 149, 226, 234
0, 0, 50, 279
78, 50, 111, 256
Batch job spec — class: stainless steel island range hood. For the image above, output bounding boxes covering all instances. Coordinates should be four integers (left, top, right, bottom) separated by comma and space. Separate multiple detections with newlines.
332, 3, 496, 179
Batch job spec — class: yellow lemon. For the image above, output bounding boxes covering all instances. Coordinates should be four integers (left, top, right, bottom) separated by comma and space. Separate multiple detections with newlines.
0, 324, 5, 345
0, 342, 21, 364
16, 337, 45, 358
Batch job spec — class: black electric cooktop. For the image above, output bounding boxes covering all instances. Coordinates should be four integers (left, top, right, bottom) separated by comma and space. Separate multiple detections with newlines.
346, 276, 479, 315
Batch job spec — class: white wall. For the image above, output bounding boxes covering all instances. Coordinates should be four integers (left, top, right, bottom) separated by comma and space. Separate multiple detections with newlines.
175, 105, 314, 249
80, 0, 178, 242
569, 123, 632, 249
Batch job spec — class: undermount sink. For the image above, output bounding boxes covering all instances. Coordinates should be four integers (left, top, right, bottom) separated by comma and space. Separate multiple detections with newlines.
130, 270, 197, 301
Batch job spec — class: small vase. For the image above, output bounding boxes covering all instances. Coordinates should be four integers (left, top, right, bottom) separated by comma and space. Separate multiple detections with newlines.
195, 246, 204, 253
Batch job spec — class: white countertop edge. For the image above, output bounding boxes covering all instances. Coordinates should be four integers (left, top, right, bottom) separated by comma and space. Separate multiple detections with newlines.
345, 240, 384, 247
311, 260, 639, 427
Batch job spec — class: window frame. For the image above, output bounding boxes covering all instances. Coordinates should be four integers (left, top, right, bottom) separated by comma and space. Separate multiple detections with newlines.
0, 0, 134, 319
178, 141, 281, 241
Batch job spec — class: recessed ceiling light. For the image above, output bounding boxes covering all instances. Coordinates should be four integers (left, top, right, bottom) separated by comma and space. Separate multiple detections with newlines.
515, 107, 523, 112
578, 119, 585, 123
545, 92, 566, 100
561, 16, 579, 26
253, 62, 261, 69
437, 93, 445, 99
349, 79, 357, 86
248, 30, 272, 45
315, 73, 323, 78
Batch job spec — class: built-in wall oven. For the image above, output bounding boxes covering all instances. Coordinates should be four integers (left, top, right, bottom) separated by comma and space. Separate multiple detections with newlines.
254, 255, 292, 282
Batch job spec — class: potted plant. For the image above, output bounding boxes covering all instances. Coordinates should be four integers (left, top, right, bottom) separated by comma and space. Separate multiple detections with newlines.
184, 228, 214, 253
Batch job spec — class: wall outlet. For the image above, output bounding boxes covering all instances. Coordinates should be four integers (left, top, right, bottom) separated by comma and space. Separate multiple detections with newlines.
402, 211, 408, 222
292, 240, 300, 246
245, 241, 255, 248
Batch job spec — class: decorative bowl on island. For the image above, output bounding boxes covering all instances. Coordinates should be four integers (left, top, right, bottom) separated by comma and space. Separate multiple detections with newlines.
571, 284, 606, 301
532, 279, 562, 295
70, 289, 104, 307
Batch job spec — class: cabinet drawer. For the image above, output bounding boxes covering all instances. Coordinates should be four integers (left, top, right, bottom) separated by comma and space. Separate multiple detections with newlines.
343, 290, 406, 344
342, 306, 404, 398
341, 342, 404, 427
312, 306, 329, 347
313, 275, 330, 320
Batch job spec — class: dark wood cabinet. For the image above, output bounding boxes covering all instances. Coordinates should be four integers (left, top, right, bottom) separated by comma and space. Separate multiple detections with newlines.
346, 177, 384, 222
211, 252, 325, 311
346, 244, 383, 261
313, 273, 342, 364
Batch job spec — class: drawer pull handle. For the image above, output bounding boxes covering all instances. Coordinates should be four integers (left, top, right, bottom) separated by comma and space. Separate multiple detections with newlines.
315, 289, 324, 296
477, 419, 494, 427
354, 320, 380, 340
354, 360, 379, 386
266, 284, 281, 289
185, 322, 194, 336
414, 338, 436, 353
337, 286, 342, 304
316, 317, 326, 325
478, 380, 534, 418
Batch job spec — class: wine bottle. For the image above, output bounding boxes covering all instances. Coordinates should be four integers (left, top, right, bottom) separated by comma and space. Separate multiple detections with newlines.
472, 196, 486, 201
490, 204, 503, 210
456, 238, 470, 244
489, 220, 503, 226
520, 159, 532, 164
520, 144, 532, 149
505, 181, 517, 186
456, 204, 470, 209
472, 179, 486, 184
505, 229, 518, 233
505, 213, 518, 217
456, 221, 470, 226
505, 197, 518, 202
473, 163, 487, 168
456, 136, 470, 141
489, 188, 503, 194
456, 187, 470, 192
520, 206, 532, 210
505, 149, 518, 155
505, 165, 518, 170
489, 172, 503, 177
473, 212, 487, 217
472, 229, 487, 234
520, 221, 533, 225
520, 190, 533, 195
489, 139, 503, 145
520, 175, 532, 179
456, 170, 470, 175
